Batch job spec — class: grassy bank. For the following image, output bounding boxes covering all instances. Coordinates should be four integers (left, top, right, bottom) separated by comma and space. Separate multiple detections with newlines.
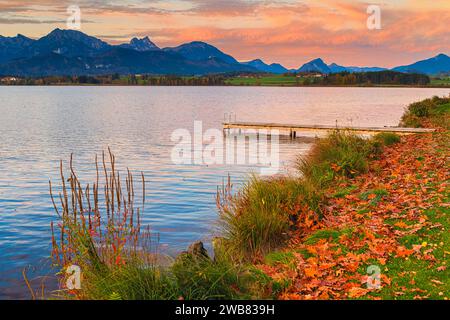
47, 96, 449, 300
256, 95, 449, 300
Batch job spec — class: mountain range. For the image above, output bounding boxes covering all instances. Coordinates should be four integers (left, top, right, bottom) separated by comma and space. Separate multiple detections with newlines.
0, 29, 256, 76
392, 54, 450, 75
118, 36, 159, 52
242, 59, 289, 74
0, 29, 448, 77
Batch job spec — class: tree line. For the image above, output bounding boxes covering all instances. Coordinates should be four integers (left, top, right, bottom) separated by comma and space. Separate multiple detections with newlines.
0, 70, 430, 86
0, 74, 227, 86
306, 71, 430, 86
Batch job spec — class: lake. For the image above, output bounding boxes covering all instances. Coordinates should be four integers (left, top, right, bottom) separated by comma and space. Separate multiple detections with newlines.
0, 86, 449, 299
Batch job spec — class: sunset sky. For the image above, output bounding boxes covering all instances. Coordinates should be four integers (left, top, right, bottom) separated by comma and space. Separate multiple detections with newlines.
0, 0, 449, 68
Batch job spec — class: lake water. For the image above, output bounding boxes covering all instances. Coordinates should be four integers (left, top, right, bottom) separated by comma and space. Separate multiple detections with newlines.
0, 86, 449, 299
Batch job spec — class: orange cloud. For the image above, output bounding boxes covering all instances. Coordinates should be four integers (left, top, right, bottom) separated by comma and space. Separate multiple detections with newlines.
0, 0, 448, 68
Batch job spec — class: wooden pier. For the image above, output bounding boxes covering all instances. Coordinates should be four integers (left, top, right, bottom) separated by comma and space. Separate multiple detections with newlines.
223, 121, 435, 137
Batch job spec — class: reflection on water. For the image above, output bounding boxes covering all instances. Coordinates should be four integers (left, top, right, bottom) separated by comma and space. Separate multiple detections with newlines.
0, 86, 448, 299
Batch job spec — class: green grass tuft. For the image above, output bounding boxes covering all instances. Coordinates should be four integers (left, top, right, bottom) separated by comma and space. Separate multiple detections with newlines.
264, 251, 296, 266
171, 253, 248, 300
305, 229, 341, 244
374, 132, 401, 146
217, 176, 322, 259
298, 131, 377, 188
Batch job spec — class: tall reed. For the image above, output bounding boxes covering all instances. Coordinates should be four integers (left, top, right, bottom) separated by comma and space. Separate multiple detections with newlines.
50, 148, 149, 298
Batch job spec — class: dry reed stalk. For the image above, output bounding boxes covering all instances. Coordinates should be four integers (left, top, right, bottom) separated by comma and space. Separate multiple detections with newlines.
50, 149, 150, 283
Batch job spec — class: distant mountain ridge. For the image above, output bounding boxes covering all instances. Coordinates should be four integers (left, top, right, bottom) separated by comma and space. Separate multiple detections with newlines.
26, 28, 111, 57
0, 50, 257, 77
297, 58, 331, 73
0, 29, 448, 76
0, 29, 256, 76
119, 37, 160, 51
299, 59, 387, 74
328, 63, 386, 73
297, 55, 450, 75
0, 34, 34, 64
393, 54, 450, 75
242, 59, 289, 74
163, 41, 239, 65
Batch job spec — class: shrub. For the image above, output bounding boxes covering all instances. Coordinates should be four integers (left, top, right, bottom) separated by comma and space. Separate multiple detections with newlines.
76, 248, 257, 300
217, 176, 321, 259
410, 100, 433, 117
374, 132, 401, 146
172, 252, 248, 300
80, 264, 179, 300
400, 95, 450, 127
298, 131, 374, 187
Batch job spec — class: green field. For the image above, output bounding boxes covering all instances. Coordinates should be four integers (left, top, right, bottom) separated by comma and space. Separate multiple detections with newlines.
225, 74, 304, 86
430, 77, 450, 86
225, 74, 450, 87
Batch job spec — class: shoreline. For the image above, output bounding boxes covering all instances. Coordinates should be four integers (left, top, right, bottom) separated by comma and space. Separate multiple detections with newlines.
1, 84, 449, 88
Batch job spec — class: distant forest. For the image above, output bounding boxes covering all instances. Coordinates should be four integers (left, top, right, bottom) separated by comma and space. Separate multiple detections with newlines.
319, 71, 430, 86
0, 74, 227, 86
0, 70, 431, 86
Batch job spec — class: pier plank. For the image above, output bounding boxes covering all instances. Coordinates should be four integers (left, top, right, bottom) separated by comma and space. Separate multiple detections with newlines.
223, 122, 435, 135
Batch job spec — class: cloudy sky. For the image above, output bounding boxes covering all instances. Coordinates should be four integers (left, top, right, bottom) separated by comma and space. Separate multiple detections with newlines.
0, 0, 449, 68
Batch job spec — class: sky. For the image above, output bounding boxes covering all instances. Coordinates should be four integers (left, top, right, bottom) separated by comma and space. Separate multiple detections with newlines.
0, 0, 449, 68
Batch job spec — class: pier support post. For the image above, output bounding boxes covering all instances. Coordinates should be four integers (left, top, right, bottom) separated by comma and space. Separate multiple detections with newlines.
288, 130, 297, 139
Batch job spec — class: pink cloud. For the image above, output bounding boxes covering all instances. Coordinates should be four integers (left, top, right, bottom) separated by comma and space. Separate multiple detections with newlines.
0, 0, 448, 68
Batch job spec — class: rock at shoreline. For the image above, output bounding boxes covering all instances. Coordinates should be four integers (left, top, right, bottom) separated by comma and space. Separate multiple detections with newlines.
186, 241, 210, 260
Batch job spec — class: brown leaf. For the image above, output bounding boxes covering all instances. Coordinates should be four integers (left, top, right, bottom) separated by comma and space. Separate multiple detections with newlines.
304, 267, 317, 278
348, 287, 369, 298
396, 246, 415, 257
437, 266, 447, 272
394, 221, 408, 229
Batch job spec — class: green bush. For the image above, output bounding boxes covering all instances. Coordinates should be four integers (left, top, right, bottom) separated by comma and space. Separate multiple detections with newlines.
411, 100, 433, 117
374, 132, 401, 146
298, 131, 374, 187
434, 102, 450, 114
172, 253, 249, 300
400, 95, 450, 127
77, 252, 262, 300
217, 176, 321, 259
78, 263, 180, 300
